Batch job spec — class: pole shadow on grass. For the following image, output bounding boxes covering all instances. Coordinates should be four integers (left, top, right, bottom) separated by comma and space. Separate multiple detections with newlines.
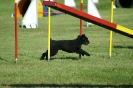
3, 84, 133, 88
113, 45, 133, 49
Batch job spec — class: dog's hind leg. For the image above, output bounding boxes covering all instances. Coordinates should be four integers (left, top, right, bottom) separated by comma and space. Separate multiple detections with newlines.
41, 49, 58, 60
40, 52, 46, 60
40, 50, 48, 60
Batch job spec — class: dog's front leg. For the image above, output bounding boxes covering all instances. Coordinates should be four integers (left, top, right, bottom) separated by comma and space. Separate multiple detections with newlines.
77, 49, 90, 56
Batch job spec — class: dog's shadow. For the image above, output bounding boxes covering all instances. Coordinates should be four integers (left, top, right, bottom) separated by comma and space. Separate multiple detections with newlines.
0, 56, 8, 62
49, 56, 80, 60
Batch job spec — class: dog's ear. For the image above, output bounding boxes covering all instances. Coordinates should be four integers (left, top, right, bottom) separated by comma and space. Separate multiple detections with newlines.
77, 34, 85, 39
78, 34, 85, 37
77, 35, 80, 38
81, 34, 85, 37
81, 34, 88, 41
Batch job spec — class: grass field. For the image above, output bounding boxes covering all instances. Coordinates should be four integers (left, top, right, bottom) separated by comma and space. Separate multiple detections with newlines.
0, 0, 133, 87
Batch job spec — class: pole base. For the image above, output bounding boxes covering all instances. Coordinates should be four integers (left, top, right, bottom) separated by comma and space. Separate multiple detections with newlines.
48, 57, 50, 61
14, 58, 18, 63
108, 55, 111, 59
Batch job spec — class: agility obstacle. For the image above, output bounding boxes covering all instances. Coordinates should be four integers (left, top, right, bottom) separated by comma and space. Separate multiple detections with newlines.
47, 0, 51, 61
109, 0, 114, 58
43, 1, 133, 39
87, 0, 102, 26
115, 0, 133, 8
16, 0, 43, 18
14, 0, 18, 63
42, 6, 64, 16
64, 0, 76, 7
79, 0, 83, 58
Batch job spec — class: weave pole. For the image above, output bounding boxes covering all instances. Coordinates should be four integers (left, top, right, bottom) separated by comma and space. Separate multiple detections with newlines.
80, 0, 83, 36
14, 0, 18, 63
109, 0, 114, 58
79, 0, 83, 58
47, 0, 51, 61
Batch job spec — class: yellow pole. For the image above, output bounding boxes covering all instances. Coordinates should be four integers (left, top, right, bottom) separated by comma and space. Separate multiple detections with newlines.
109, 0, 114, 58
48, 7, 51, 61
81, 0, 83, 3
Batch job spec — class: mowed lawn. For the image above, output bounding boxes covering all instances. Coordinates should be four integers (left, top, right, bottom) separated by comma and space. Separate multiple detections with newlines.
0, 0, 133, 87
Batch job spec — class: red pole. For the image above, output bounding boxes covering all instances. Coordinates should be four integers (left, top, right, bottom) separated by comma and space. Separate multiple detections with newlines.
79, 0, 83, 58
80, 0, 83, 36
14, 0, 18, 63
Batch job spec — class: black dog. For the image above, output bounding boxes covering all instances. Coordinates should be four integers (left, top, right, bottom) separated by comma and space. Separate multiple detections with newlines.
40, 34, 90, 60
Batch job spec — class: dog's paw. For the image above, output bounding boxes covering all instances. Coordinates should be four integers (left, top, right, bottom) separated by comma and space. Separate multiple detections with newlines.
81, 54, 84, 56
87, 53, 90, 56
40, 57, 44, 60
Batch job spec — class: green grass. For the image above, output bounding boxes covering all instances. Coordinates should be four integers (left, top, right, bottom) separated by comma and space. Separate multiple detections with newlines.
0, 0, 133, 87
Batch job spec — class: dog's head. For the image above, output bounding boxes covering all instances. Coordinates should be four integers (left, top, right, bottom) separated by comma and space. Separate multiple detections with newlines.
78, 34, 89, 45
